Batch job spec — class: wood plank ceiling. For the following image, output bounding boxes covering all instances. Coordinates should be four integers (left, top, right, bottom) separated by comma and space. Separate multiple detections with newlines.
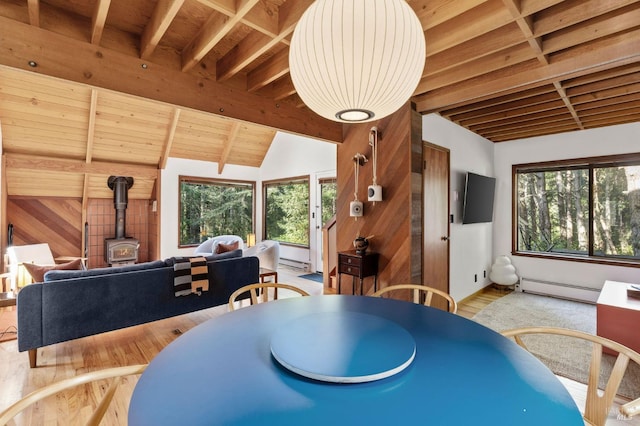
0, 0, 639, 199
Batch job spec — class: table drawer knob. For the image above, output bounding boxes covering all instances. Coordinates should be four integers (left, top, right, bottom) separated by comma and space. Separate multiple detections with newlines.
347, 258, 352, 264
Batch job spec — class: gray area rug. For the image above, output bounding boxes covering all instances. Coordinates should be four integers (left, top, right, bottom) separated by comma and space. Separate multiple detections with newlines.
472, 291, 640, 399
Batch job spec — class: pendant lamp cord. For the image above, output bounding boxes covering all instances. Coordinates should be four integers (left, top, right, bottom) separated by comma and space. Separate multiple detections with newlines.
353, 153, 367, 201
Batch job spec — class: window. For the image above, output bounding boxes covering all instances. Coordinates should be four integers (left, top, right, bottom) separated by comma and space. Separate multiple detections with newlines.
514, 153, 640, 265
179, 176, 254, 247
263, 176, 310, 246
319, 177, 337, 225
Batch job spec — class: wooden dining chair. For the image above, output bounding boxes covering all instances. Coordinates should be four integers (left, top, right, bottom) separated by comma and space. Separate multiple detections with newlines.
0, 364, 147, 425
501, 326, 640, 426
228, 283, 310, 311
372, 284, 458, 313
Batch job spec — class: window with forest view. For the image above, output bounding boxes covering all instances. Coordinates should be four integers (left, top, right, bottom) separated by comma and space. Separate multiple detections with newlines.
179, 177, 254, 246
264, 177, 310, 246
515, 154, 640, 263
320, 178, 337, 225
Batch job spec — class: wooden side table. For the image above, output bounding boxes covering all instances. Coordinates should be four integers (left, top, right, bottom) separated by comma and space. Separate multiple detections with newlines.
259, 268, 278, 283
337, 251, 379, 295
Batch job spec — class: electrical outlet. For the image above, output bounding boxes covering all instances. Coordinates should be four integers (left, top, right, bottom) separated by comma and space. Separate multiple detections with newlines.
474, 274, 477, 282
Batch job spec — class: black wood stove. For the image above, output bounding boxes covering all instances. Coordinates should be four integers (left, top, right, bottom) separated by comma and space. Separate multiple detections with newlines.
104, 176, 139, 266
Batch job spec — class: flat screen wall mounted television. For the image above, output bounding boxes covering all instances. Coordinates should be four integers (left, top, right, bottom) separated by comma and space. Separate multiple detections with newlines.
462, 172, 496, 224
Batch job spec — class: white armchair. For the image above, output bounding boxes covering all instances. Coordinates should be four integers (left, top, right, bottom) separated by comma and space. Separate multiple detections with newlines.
243, 240, 280, 271
6, 243, 56, 289
193, 235, 244, 255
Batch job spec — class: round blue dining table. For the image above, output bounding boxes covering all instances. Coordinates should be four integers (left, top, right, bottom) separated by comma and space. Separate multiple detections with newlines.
129, 295, 582, 425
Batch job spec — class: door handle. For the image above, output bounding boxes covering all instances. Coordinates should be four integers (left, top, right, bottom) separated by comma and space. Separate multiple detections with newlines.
441, 236, 449, 241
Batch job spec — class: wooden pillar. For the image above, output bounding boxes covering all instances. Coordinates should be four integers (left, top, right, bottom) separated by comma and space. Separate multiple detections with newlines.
336, 103, 422, 295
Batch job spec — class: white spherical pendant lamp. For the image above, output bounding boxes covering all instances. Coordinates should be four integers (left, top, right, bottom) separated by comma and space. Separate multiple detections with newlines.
289, 0, 426, 123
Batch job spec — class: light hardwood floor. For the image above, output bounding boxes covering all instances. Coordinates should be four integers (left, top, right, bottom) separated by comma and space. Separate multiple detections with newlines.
0, 280, 635, 424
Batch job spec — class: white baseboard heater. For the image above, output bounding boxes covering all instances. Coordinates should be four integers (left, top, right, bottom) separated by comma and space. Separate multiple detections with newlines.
516, 277, 601, 304
279, 258, 311, 271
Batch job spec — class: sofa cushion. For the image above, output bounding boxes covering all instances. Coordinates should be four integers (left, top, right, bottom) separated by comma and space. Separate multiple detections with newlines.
164, 249, 242, 267
23, 259, 84, 283
44, 260, 166, 282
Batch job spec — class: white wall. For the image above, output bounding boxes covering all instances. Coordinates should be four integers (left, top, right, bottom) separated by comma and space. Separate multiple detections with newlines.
422, 114, 495, 301
259, 132, 337, 270
160, 131, 337, 269
493, 122, 640, 290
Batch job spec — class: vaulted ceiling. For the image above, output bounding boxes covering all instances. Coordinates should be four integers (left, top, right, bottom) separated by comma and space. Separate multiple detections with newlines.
0, 0, 639, 199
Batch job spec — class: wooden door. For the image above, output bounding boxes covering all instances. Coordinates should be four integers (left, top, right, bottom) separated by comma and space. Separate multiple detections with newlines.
423, 142, 450, 309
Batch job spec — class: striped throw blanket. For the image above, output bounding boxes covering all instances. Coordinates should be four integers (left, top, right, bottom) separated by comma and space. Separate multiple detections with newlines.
173, 256, 209, 297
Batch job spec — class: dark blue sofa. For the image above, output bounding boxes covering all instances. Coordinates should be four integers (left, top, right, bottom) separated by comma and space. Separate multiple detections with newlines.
17, 252, 259, 367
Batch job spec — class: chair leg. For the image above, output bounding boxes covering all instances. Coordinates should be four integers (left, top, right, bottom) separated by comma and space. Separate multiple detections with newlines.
28, 349, 37, 368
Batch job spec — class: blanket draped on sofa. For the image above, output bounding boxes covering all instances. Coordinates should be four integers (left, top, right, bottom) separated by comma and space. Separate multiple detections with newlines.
173, 256, 209, 296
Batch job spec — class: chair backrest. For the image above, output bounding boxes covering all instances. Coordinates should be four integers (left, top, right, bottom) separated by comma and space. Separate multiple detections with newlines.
371, 284, 458, 313
228, 282, 309, 311
0, 364, 147, 425
501, 326, 640, 426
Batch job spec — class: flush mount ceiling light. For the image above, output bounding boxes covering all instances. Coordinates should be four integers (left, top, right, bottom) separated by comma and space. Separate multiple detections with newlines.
289, 0, 425, 123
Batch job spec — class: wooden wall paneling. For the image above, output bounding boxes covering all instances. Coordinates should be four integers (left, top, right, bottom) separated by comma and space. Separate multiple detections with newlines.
336, 103, 422, 296
6, 198, 83, 259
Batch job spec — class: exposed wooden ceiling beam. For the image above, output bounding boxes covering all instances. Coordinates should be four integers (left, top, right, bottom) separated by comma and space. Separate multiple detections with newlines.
160, 108, 181, 169
215, 0, 312, 82
218, 122, 240, 174
533, 0, 639, 36
0, 16, 342, 143
247, 47, 289, 92
419, 43, 536, 93
27, 0, 39, 27
91, 0, 112, 45
193, 0, 236, 16
423, 23, 524, 78
425, 1, 513, 56
410, 0, 487, 31
181, 0, 260, 72
552, 81, 584, 129
542, 4, 640, 56
194, 0, 278, 37
416, 28, 640, 112
5, 153, 159, 178
141, 0, 186, 59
